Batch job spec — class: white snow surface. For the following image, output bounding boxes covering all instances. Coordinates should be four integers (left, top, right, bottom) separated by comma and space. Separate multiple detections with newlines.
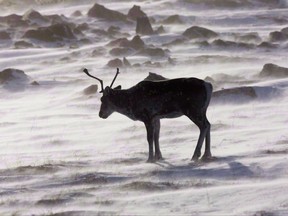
0, 1, 288, 215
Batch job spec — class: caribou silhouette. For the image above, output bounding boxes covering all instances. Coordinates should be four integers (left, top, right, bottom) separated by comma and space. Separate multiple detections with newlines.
83, 68, 213, 162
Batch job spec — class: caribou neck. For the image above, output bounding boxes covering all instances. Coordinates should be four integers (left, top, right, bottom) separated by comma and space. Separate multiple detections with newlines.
110, 89, 135, 119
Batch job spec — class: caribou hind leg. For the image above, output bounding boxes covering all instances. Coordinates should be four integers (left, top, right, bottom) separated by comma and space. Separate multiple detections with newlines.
187, 113, 211, 161
202, 120, 212, 161
153, 119, 163, 160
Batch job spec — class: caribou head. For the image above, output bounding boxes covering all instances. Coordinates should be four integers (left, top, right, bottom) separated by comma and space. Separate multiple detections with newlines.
83, 68, 121, 119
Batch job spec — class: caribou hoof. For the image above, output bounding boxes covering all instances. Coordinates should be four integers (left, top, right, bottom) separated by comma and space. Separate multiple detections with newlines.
191, 156, 199, 162
154, 154, 163, 161
146, 158, 155, 163
201, 155, 216, 162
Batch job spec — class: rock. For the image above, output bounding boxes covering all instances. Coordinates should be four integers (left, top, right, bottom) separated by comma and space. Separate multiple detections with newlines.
107, 35, 145, 50
107, 26, 120, 36
236, 32, 261, 43
269, 31, 288, 42
107, 58, 123, 67
162, 15, 183, 24
123, 57, 131, 67
143, 72, 168, 81
127, 5, 147, 21
91, 48, 106, 57
71, 10, 82, 17
87, 3, 127, 22
0, 68, 29, 84
14, 40, 34, 49
83, 84, 98, 95
22, 9, 49, 24
211, 39, 254, 49
281, 27, 288, 35
212, 87, 257, 103
22, 23, 76, 42
257, 42, 277, 49
259, 63, 288, 78
138, 48, 167, 57
163, 38, 186, 47
183, 26, 218, 39
76, 23, 89, 31
129, 35, 145, 49
0, 14, 28, 27
0, 31, 10, 40
30, 81, 40, 86
156, 25, 165, 34
136, 16, 154, 35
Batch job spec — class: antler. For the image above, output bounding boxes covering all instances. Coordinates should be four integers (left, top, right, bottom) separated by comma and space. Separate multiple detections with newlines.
83, 68, 104, 92
110, 68, 120, 88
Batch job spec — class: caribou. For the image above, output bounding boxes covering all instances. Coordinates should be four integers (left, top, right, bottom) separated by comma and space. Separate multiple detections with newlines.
83, 68, 213, 162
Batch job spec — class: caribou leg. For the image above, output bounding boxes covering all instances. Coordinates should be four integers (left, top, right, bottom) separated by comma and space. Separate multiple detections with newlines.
188, 114, 210, 161
144, 121, 154, 162
153, 119, 163, 160
202, 120, 212, 160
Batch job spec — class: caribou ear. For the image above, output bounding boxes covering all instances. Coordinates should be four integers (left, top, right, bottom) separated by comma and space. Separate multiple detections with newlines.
114, 85, 121, 90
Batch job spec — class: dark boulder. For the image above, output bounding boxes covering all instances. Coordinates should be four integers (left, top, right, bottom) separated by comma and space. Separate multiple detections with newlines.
259, 63, 288, 78
127, 5, 147, 21
22, 9, 49, 24
107, 35, 145, 50
183, 26, 218, 39
143, 72, 168, 81
107, 58, 123, 67
71, 10, 82, 17
123, 57, 131, 67
0, 68, 29, 84
269, 31, 288, 42
22, 23, 77, 42
0, 31, 10, 40
88, 3, 127, 22
138, 48, 167, 57
162, 15, 183, 24
14, 40, 34, 49
136, 16, 154, 35
83, 84, 98, 95
0, 14, 28, 27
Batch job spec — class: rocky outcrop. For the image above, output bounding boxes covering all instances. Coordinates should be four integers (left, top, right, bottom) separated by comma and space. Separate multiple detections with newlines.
107, 58, 123, 67
22, 23, 77, 42
136, 16, 154, 35
212, 87, 257, 104
22, 9, 49, 24
127, 5, 147, 21
161, 15, 183, 24
87, 3, 127, 22
211, 39, 254, 49
83, 84, 98, 95
108, 35, 145, 50
0, 68, 29, 84
143, 72, 168, 81
183, 26, 218, 39
0, 31, 10, 40
259, 63, 288, 78
0, 14, 28, 27
14, 40, 34, 49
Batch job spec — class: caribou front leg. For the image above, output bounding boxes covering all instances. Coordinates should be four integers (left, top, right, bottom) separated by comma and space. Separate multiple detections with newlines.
144, 121, 155, 162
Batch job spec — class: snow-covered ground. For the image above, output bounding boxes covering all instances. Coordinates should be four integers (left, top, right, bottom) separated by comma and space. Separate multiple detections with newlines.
0, 0, 288, 215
